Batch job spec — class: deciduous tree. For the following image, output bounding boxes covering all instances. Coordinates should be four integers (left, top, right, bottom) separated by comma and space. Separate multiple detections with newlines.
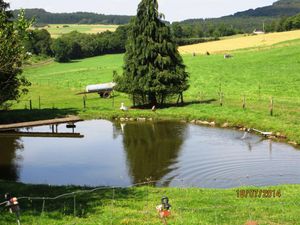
0, 0, 31, 108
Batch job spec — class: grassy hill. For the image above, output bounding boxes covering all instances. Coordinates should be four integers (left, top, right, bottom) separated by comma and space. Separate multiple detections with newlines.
2, 34, 300, 146
179, 30, 300, 54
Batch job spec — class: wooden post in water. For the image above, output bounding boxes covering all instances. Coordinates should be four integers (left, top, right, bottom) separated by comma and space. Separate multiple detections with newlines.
270, 97, 274, 116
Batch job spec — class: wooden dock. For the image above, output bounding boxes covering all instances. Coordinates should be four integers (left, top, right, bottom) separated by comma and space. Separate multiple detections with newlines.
0, 116, 83, 132
0, 132, 84, 138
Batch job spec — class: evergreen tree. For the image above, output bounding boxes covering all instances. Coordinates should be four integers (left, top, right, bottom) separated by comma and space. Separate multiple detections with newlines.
0, 0, 31, 108
115, 0, 189, 106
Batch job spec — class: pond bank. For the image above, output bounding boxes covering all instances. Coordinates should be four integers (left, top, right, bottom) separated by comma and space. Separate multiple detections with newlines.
98, 115, 299, 148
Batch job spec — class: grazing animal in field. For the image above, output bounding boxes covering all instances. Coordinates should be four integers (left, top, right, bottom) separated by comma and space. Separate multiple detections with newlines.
224, 54, 233, 59
120, 103, 128, 111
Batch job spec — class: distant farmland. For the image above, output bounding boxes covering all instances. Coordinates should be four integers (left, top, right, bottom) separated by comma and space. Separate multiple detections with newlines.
179, 30, 300, 54
37, 24, 118, 38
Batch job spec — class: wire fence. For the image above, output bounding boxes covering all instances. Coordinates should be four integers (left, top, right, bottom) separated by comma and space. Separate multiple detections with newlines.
1, 174, 300, 224
15, 90, 300, 116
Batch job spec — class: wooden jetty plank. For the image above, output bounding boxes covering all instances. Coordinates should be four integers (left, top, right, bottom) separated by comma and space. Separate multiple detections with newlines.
0, 116, 83, 131
0, 132, 84, 138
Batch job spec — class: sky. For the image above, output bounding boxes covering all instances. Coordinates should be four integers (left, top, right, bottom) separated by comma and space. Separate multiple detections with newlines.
7, 0, 277, 22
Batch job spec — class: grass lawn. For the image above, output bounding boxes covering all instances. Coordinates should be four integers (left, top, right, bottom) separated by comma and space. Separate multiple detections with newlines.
1, 39, 299, 145
0, 181, 299, 225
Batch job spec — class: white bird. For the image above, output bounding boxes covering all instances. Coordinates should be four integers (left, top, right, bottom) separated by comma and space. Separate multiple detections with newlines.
152, 105, 156, 112
120, 103, 128, 111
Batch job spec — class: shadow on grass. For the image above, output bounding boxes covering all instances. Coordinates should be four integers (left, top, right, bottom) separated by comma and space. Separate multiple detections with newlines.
0, 181, 145, 220
131, 99, 217, 109
0, 108, 80, 125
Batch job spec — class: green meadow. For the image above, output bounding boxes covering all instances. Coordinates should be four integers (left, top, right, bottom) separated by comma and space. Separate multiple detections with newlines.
2, 39, 300, 145
1, 181, 300, 225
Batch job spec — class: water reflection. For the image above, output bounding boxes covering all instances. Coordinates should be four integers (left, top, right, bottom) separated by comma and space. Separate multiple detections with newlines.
0, 136, 23, 181
0, 120, 300, 188
115, 122, 187, 184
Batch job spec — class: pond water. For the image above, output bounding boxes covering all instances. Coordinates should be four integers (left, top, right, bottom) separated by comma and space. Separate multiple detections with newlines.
1, 120, 300, 188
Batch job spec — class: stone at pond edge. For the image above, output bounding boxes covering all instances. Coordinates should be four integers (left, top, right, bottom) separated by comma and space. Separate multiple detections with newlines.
222, 123, 229, 128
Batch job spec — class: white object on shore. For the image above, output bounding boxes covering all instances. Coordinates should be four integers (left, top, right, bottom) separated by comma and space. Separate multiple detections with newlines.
86, 82, 116, 93
120, 103, 128, 111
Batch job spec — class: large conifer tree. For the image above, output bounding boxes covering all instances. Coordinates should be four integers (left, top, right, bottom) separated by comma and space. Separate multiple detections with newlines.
115, 0, 189, 106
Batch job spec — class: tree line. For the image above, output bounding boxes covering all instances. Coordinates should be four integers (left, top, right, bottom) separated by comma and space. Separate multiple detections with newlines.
25, 11, 300, 63
174, 0, 300, 38
25, 25, 218, 62
12, 8, 132, 25
25, 25, 129, 62
265, 13, 300, 32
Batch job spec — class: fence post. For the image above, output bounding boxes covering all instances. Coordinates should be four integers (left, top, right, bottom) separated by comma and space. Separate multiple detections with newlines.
83, 96, 86, 109
73, 193, 76, 217
41, 198, 45, 215
270, 97, 274, 116
243, 95, 246, 110
111, 187, 115, 225
219, 92, 224, 106
112, 91, 115, 108
29, 100, 32, 110
38, 96, 41, 110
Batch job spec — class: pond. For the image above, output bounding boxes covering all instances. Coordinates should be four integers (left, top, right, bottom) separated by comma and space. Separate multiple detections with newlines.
1, 120, 300, 188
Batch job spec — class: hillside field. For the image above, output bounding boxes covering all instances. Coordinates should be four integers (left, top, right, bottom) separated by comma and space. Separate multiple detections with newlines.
37, 24, 118, 38
1, 38, 300, 145
179, 30, 300, 54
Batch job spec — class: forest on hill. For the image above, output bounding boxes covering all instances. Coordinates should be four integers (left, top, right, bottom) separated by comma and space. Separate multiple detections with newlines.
176, 0, 300, 38
12, 8, 132, 25
12, 0, 300, 39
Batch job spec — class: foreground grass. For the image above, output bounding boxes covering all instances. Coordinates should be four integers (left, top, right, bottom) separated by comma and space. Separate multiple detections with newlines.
0, 181, 300, 224
1, 39, 300, 144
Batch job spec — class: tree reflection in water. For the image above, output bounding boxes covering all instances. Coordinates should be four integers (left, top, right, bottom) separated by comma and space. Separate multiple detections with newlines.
114, 121, 187, 185
0, 136, 23, 181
